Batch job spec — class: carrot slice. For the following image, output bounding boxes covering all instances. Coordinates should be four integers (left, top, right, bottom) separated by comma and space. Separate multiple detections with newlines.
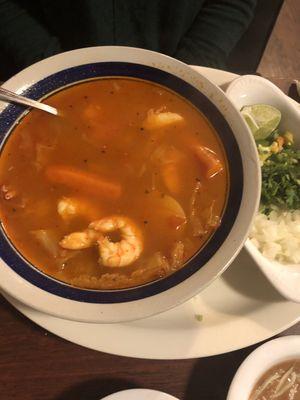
194, 146, 223, 179
45, 165, 121, 199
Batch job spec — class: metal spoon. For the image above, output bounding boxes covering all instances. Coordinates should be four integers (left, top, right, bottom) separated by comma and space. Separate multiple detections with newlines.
0, 87, 58, 115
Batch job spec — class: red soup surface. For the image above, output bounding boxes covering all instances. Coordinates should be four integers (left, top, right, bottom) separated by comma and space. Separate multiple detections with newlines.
0, 78, 228, 289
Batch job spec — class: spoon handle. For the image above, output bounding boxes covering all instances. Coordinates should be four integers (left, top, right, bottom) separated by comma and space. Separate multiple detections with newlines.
0, 87, 58, 116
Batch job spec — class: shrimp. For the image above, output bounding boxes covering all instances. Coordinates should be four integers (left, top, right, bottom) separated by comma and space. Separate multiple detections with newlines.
143, 109, 184, 130
59, 229, 100, 250
59, 215, 143, 267
57, 196, 102, 221
90, 216, 143, 267
180, 134, 223, 179
194, 146, 223, 179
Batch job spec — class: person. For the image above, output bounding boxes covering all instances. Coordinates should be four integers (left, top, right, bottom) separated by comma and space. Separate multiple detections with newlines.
0, 0, 256, 80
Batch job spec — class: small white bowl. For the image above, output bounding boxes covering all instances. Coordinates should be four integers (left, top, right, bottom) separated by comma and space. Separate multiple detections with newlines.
101, 389, 178, 400
226, 75, 300, 303
227, 335, 300, 400
0, 47, 260, 323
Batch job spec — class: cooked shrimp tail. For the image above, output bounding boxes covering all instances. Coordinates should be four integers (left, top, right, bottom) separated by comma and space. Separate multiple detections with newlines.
60, 229, 100, 250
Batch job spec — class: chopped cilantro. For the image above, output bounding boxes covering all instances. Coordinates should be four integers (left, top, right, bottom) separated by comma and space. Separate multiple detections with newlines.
260, 147, 300, 213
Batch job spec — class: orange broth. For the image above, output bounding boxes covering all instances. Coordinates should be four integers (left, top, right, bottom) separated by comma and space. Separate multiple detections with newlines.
0, 78, 228, 289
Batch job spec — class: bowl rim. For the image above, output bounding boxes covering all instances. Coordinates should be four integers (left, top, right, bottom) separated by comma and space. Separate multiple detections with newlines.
0, 46, 260, 322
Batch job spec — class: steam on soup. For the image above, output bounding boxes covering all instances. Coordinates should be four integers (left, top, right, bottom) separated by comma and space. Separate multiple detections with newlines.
0, 78, 228, 289
250, 359, 300, 400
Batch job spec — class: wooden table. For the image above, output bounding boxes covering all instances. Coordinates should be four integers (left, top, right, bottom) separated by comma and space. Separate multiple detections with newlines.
1, 1, 300, 399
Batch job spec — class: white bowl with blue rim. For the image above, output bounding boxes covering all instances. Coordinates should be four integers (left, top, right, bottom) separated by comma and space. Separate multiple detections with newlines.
0, 47, 260, 323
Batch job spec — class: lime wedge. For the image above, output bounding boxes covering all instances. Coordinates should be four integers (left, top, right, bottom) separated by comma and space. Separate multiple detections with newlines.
241, 104, 281, 140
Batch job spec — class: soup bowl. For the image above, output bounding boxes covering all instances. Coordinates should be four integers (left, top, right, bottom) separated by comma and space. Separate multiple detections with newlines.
0, 46, 260, 323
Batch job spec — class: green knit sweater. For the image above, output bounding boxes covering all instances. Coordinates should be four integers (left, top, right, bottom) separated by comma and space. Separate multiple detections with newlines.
0, 0, 256, 80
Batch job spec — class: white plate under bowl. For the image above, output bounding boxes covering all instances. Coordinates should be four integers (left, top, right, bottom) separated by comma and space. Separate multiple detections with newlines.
2, 67, 300, 360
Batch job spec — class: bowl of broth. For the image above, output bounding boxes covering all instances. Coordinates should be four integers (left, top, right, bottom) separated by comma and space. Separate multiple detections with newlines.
0, 47, 260, 322
227, 335, 300, 400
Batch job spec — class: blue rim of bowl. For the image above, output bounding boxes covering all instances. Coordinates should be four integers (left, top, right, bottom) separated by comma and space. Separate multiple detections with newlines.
0, 62, 243, 303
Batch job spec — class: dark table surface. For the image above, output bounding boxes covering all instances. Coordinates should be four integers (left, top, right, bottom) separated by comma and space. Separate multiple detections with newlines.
1, 1, 300, 399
